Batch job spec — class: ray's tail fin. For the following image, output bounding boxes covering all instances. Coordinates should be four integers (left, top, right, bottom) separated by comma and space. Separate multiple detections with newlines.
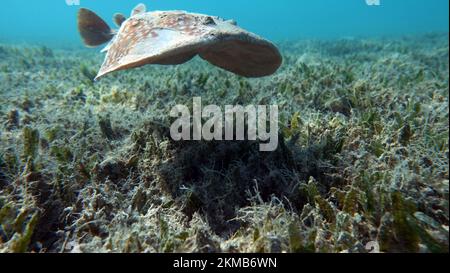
78, 8, 114, 47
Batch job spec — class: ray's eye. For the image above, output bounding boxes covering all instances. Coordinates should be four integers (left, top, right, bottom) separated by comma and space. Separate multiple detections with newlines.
203, 16, 216, 25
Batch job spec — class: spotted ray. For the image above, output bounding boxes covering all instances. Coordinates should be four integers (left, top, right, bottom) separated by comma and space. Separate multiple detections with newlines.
77, 3, 282, 80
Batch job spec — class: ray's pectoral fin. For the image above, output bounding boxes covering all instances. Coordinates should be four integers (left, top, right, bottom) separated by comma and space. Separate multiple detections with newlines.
199, 40, 282, 78
78, 8, 114, 47
155, 52, 197, 65
131, 3, 147, 17
113, 13, 127, 27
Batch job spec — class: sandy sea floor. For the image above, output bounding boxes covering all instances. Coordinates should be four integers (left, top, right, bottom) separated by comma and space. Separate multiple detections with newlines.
0, 33, 448, 253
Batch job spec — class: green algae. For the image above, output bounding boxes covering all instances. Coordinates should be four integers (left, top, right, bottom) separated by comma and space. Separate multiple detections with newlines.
0, 33, 448, 253
22, 126, 39, 160
8, 211, 39, 253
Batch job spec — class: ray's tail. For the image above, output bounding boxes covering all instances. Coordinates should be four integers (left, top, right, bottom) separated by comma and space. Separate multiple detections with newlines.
78, 8, 114, 47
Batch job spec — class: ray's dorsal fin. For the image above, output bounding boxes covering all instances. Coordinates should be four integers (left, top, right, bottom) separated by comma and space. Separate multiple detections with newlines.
131, 3, 146, 17
78, 8, 114, 47
113, 13, 127, 27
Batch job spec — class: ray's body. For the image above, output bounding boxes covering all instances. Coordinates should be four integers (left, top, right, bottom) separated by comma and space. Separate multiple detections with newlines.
77, 3, 282, 80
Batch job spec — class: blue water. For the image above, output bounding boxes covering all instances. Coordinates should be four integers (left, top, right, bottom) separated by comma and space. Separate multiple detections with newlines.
0, 0, 448, 45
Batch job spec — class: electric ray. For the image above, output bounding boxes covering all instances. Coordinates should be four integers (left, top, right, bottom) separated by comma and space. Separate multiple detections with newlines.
77, 3, 282, 80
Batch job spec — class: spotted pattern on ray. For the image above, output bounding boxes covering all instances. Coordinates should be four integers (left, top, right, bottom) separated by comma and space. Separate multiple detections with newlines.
156, 12, 214, 36
103, 18, 148, 69
101, 12, 215, 73
93, 10, 282, 80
